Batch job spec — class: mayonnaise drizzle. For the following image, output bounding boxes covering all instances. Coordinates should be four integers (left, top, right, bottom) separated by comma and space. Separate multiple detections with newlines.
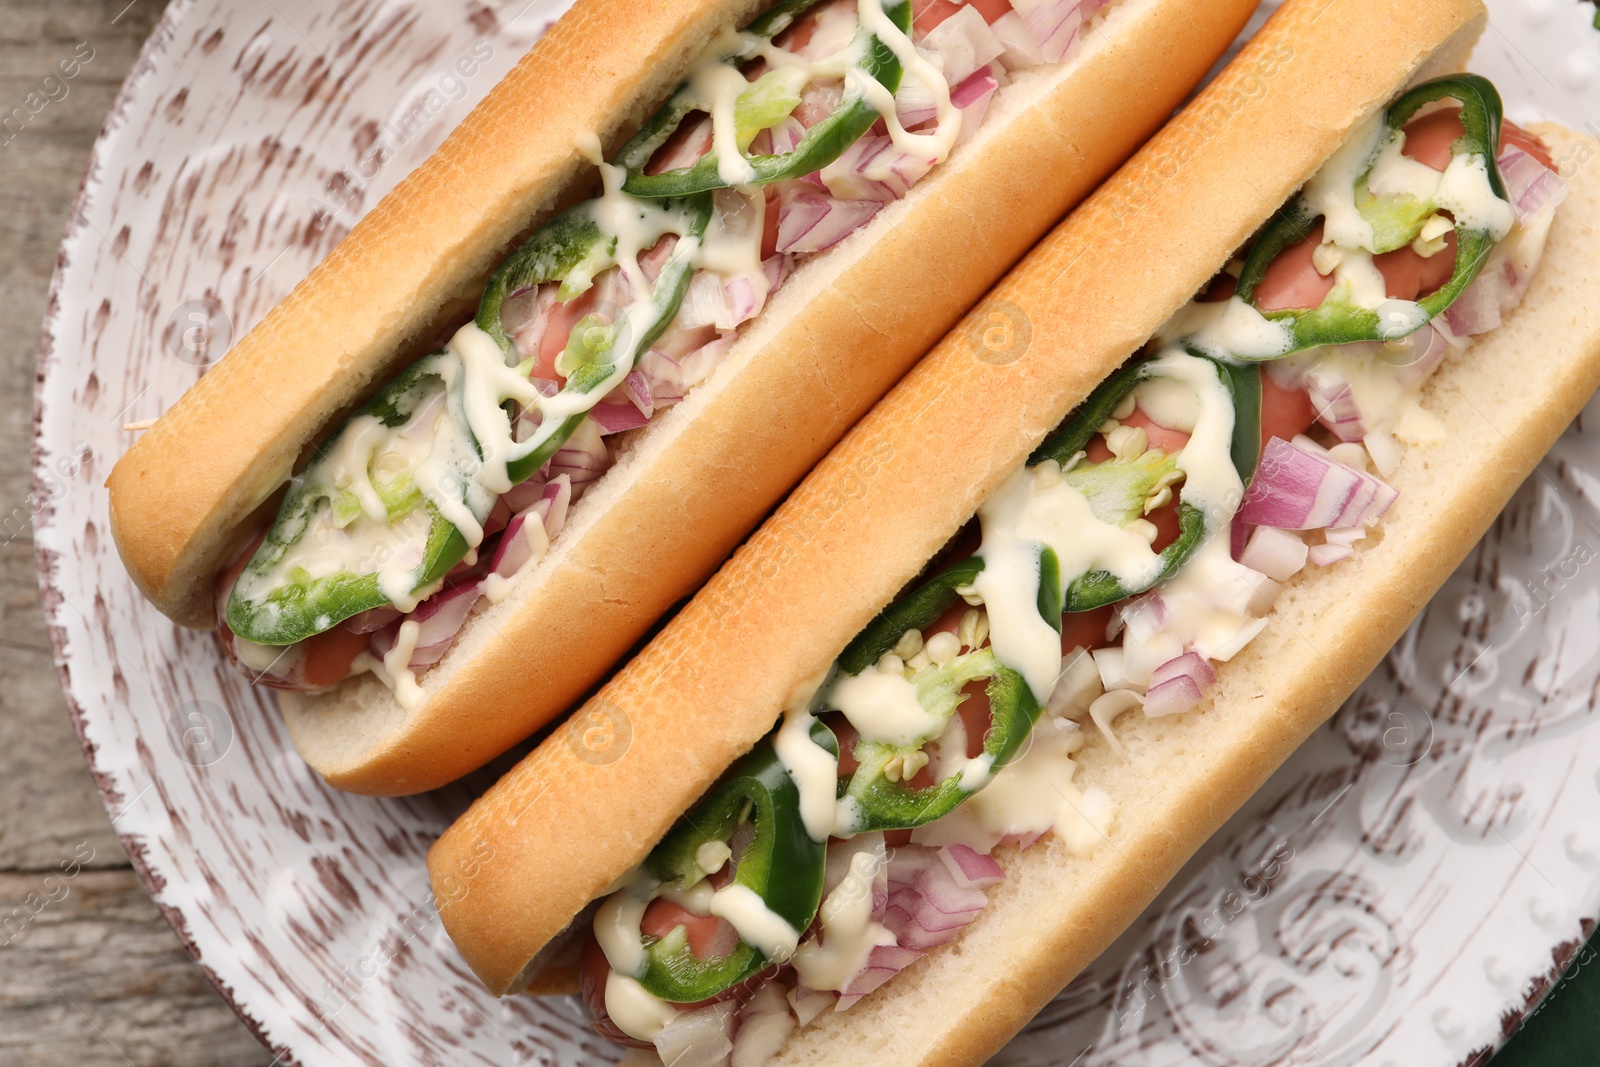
604, 972, 679, 1042
825, 668, 944, 745
708, 884, 801, 963
790, 848, 896, 992
973, 351, 1241, 701
772, 684, 841, 842
693, 61, 763, 186
851, 0, 960, 164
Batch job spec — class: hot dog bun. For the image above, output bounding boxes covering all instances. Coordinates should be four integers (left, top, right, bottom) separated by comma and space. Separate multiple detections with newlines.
426, 0, 1500, 1010
106, 0, 1257, 796
739, 123, 1600, 1067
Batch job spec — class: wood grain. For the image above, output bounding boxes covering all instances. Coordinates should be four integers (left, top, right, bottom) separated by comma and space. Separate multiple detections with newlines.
3, 0, 269, 1061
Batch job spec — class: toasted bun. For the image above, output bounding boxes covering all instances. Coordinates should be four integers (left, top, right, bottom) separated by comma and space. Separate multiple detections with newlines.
429, 0, 1492, 999
106, 0, 772, 628
272, 0, 1257, 795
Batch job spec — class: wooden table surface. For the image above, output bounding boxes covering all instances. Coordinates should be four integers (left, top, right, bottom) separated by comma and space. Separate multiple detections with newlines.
3, 1, 268, 1062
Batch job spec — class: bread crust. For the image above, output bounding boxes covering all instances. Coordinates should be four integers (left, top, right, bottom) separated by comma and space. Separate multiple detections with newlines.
262, 0, 1256, 795
427, 0, 1491, 999
107, 0, 771, 627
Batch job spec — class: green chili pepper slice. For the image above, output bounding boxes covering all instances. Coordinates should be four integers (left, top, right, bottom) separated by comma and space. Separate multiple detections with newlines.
225, 196, 712, 646
633, 725, 835, 1002
615, 0, 910, 197
481, 193, 713, 487
1233, 75, 1508, 358
825, 650, 1041, 833
824, 355, 1259, 830
841, 355, 1259, 672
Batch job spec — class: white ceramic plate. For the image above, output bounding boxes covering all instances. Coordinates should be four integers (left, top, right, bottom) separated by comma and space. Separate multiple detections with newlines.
33, 1, 1600, 1064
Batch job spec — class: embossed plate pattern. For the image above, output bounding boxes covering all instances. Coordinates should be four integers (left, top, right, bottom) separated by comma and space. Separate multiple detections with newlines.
32, 0, 1600, 1064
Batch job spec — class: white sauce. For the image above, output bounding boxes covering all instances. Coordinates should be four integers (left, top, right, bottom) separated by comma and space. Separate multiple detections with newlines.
1300, 112, 1385, 251
790, 850, 896, 992
693, 61, 763, 185
1161, 296, 1294, 361
915, 720, 1114, 856
604, 972, 679, 1042
381, 620, 424, 711
708, 884, 801, 964
1435, 152, 1515, 239
824, 668, 944, 746
850, 0, 960, 165
973, 352, 1240, 702
772, 692, 841, 843
595, 880, 654, 978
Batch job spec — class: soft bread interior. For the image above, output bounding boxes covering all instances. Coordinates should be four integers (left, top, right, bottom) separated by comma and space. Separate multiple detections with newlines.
427, 0, 1491, 999
281, 0, 1258, 795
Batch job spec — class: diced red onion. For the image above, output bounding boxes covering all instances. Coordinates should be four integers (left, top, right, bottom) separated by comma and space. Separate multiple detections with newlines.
678, 333, 738, 391
730, 983, 794, 1067
1239, 525, 1308, 582
919, 6, 1005, 86
835, 945, 925, 1011
1309, 542, 1353, 566
794, 82, 843, 126
787, 984, 834, 1028
882, 853, 990, 952
1324, 526, 1366, 546
1092, 646, 1141, 693
653, 1001, 734, 1067
885, 843, 938, 893
821, 135, 935, 202
953, 67, 1000, 110
762, 253, 789, 293
1231, 515, 1252, 562
894, 78, 940, 129
1239, 438, 1398, 530
1003, 830, 1046, 851
725, 273, 763, 327
547, 420, 612, 486
937, 843, 1005, 889
537, 475, 572, 540
1500, 147, 1568, 222
883, 893, 973, 949
1117, 594, 1167, 645
748, 115, 805, 157
1379, 322, 1450, 388
1445, 264, 1507, 337
776, 192, 882, 254
589, 401, 651, 435
952, 67, 999, 146
1009, 0, 1084, 63
652, 321, 721, 362
611, 369, 650, 419
343, 605, 401, 634
374, 578, 482, 668
499, 478, 547, 514
678, 269, 737, 330
1142, 651, 1216, 718
1300, 360, 1365, 442
990, 10, 1047, 69
636, 349, 687, 405
489, 507, 550, 580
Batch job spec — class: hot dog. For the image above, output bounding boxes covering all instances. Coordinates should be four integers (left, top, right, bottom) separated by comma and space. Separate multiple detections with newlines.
426, 0, 1600, 1062
105, 0, 1257, 795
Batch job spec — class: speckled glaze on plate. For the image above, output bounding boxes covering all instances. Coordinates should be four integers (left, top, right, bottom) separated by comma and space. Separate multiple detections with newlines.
31, 0, 1600, 1064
